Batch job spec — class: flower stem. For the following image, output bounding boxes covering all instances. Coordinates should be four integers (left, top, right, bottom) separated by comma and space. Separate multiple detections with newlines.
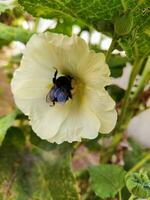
121, 0, 127, 11
116, 57, 144, 131
106, 35, 117, 62
129, 194, 136, 200
131, 56, 150, 101
118, 190, 122, 200
128, 153, 150, 174
34, 18, 40, 32
101, 57, 145, 163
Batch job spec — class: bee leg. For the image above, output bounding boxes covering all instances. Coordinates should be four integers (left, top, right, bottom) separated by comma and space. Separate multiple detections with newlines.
46, 93, 50, 103
69, 92, 72, 99
49, 101, 55, 107
53, 70, 58, 84
50, 100, 55, 106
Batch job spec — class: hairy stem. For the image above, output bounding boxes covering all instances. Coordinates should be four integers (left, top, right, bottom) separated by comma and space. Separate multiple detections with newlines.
118, 190, 122, 200
129, 194, 136, 200
131, 56, 150, 101
100, 57, 145, 163
128, 153, 150, 174
116, 57, 144, 131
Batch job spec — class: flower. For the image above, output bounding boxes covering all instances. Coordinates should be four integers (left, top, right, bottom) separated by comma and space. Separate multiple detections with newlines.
11, 32, 117, 144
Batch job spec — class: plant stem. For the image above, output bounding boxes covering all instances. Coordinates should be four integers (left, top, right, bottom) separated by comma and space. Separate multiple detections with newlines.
121, 0, 127, 12
128, 153, 150, 174
116, 57, 144, 131
101, 58, 145, 163
131, 56, 150, 101
34, 18, 40, 32
119, 190, 122, 200
106, 36, 117, 62
129, 194, 136, 200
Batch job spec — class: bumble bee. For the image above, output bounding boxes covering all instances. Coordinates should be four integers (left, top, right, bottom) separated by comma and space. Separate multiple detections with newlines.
46, 70, 72, 106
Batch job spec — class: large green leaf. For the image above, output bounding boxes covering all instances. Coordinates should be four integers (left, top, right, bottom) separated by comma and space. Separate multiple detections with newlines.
18, 0, 150, 58
119, 1, 150, 58
18, 0, 123, 24
49, 17, 73, 36
0, 110, 17, 145
29, 129, 57, 151
0, 127, 79, 200
0, 23, 33, 43
89, 164, 126, 199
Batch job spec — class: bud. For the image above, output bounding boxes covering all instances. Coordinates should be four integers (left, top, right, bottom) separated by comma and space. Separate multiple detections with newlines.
126, 172, 150, 198
114, 12, 133, 36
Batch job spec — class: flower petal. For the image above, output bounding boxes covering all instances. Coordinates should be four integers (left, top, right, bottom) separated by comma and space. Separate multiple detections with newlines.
86, 89, 117, 133
99, 109, 117, 133
49, 102, 101, 144
20, 33, 59, 77
30, 101, 71, 140
12, 79, 49, 99
11, 32, 116, 144
44, 33, 89, 76
78, 52, 111, 89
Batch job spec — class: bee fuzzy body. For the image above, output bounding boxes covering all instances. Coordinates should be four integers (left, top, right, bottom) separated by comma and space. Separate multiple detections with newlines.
46, 70, 72, 106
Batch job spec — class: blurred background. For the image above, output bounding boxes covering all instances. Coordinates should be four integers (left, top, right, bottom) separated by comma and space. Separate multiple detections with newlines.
0, 0, 149, 150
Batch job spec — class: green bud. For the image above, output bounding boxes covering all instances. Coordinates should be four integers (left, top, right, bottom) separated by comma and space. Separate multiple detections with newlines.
114, 12, 133, 36
126, 172, 150, 198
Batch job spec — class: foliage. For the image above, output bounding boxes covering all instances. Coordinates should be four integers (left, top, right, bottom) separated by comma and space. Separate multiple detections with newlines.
0, 22, 33, 43
0, 0, 150, 199
0, 110, 18, 145
89, 164, 126, 199
0, 128, 79, 200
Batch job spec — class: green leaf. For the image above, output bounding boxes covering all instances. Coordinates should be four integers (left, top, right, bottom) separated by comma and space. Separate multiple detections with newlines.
124, 138, 145, 171
29, 129, 57, 151
18, 0, 150, 58
89, 164, 126, 199
0, 23, 33, 43
18, 0, 123, 25
0, 39, 10, 48
47, 149, 79, 200
118, 1, 150, 58
107, 54, 127, 77
126, 172, 150, 198
0, 3, 14, 14
83, 137, 101, 152
0, 127, 79, 200
114, 12, 133, 36
107, 85, 125, 103
49, 17, 73, 36
119, 33, 150, 59
0, 110, 17, 145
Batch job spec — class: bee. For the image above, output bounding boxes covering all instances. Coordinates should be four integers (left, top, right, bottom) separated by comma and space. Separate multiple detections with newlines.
46, 70, 73, 106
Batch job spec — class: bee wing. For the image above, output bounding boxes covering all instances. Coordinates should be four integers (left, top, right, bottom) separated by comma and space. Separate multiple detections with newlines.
46, 86, 56, 104
46, 91, 52, 103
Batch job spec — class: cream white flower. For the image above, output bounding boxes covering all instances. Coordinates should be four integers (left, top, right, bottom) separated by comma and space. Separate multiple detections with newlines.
11, 32, 117, 144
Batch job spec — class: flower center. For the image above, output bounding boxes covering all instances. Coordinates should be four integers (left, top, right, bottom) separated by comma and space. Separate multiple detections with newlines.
46, 70, 73, 106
